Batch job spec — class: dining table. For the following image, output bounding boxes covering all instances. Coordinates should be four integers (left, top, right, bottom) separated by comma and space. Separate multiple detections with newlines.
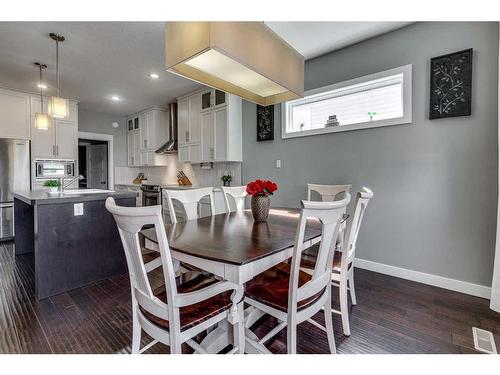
140, 207, 348, 354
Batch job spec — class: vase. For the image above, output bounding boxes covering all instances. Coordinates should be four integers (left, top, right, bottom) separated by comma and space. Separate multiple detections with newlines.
223, 181, 231, 187
251, 195, 270, 222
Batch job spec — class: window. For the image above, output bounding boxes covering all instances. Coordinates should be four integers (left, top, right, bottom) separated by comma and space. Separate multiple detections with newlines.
282, 65, 412, 138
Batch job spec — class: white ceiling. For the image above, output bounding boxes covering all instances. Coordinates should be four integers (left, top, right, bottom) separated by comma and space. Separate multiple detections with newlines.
0, 22, 413, 116
265, 22, 413, 59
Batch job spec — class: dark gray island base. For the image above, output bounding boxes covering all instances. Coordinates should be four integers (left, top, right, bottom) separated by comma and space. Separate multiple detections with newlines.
13, 190, 136, 299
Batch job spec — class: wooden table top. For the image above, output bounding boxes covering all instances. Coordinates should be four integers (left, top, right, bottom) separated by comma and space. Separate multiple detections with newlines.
141, 208, 348, 266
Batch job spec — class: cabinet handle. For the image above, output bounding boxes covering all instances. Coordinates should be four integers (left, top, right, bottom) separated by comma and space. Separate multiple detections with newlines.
210, 147, 214, 160
131, 156, 134, 165
52, 145, 55, 156
186, 131, 190, 142
56, 145, 59, 156
144, 139, 147, 149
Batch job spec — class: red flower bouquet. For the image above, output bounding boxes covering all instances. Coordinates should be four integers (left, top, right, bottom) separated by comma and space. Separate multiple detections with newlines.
246, 179, 278, 196
246, 179, 278, 222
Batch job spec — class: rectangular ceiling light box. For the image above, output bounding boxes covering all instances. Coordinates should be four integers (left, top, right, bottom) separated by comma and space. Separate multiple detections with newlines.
165, 22, 304, 106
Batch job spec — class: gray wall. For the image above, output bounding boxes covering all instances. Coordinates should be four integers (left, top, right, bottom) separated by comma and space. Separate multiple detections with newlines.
242, 22, 499, 287
78, 108, 127, 167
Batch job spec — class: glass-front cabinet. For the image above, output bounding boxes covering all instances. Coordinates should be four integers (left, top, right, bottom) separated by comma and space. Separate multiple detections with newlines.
201, 89, 226, 110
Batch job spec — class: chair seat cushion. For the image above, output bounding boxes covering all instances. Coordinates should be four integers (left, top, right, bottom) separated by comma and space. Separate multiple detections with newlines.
139, 273, 233, 332
244, 263, 323, 313
300, 244, 347, 273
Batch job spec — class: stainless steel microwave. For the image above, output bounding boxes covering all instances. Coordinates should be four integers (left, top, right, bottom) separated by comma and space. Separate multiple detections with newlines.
35, 159, 75, 179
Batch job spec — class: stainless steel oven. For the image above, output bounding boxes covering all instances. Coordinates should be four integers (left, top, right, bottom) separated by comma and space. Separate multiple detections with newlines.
35, 159, 75, 179
141, 184, 162, 206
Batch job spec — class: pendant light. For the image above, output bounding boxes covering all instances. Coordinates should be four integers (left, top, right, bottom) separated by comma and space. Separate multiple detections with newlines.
165, 22, 304, 106
47, 33, 69, 119
34, 62, 50, 130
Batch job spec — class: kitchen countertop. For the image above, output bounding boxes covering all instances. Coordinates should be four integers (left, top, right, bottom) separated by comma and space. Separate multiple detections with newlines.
161, 184, 223, 192
13, 190, 137, 205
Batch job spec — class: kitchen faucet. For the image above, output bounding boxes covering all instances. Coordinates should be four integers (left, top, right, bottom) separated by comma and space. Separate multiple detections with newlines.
58, 175, 84, 193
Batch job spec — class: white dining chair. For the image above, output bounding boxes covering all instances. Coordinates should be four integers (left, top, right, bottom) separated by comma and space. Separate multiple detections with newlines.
221, 186, 247, 213
307, 183, 352, 202
244, 194, 351, 354
301, 187, 374, 336
164, 187, 215, 224
105, 197, 244, 354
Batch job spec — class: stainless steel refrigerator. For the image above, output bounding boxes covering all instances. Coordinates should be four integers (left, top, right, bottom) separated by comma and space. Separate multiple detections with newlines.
0, 138, 30, 241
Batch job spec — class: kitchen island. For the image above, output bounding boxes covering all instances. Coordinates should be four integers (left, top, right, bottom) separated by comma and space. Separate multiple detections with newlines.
13, 190, 136, 299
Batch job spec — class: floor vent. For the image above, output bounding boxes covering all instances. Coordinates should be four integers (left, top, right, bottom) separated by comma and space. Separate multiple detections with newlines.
472, 327, 497, 354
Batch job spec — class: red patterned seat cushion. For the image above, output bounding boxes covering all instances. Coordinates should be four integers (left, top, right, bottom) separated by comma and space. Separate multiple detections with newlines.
139, 273, 233, 332
300, 244, 347, 273
244, 263, 324, 312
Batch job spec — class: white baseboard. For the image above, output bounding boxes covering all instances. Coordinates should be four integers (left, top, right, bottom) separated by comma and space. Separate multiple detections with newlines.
354, 258, 492, 299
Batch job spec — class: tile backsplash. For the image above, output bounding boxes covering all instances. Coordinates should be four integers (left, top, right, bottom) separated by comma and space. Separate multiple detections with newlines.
115, 156, 242, 187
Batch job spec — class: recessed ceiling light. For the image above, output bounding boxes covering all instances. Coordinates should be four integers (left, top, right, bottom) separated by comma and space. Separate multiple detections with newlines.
37, 83, 47, 89
111, 95, 121, 101
149, 73, 159, 79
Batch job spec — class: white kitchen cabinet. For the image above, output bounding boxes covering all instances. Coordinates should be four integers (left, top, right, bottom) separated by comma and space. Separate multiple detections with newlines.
178, 94, 201, 147
127, 130, 141, 167
127, 107, 169, 166
201, 111, 215, 161
178, 143, 201, 163
55, 120, 77, 159
140, 109, 168, 151
177, 97, 189, 146
0, 88, 31, 139
30, 96, 78, 160
201, 89, 227, 111
178, 89, 241, 163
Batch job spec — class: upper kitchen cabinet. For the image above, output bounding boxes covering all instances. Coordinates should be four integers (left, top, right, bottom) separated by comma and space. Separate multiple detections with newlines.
201, 89, 227, 110
178, 93, 201, 146
0, 88, 31, 139
127, 107, 169, 167
178, 89, 241, 163
30, 96, 78, 160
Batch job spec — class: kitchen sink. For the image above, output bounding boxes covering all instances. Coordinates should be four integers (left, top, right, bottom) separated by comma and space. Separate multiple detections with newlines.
62, 189, 115, 195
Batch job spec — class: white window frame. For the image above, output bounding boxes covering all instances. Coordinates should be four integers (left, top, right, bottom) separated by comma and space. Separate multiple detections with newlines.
281, 64, 412, 139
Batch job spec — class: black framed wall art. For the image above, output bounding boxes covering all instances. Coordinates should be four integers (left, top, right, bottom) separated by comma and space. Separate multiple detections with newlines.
429, 48, 473, 120
256, 104, 274, 141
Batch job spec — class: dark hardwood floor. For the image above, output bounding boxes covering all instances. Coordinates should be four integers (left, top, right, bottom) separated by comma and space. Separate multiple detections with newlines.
0, 241, 498, 354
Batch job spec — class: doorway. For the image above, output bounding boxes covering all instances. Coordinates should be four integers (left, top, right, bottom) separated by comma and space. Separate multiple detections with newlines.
78, 139, 109, 189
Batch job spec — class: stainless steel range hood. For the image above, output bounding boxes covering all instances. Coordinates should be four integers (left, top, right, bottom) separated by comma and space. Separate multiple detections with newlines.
155, 102, 178, 154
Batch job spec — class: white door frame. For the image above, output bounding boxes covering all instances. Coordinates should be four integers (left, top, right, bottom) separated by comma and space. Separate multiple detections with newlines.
78, 131, 114, 189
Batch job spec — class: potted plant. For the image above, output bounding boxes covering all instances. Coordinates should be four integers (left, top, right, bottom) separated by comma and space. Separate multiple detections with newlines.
221, 174, 232, 187
246, 179, 278, 222
43, 179, 61, 194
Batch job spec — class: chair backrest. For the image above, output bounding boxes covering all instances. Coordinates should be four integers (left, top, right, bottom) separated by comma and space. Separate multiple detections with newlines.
221, 186, 247, 212
307, 183, 352, 202
105, 198, 180, 331
344, 187, 374, 265
288, 194, 351, 320
164, 187, 215, 223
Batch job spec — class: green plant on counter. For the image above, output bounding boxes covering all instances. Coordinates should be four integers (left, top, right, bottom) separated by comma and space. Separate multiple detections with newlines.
221, 175, 232, 183
43, 179, 61, 188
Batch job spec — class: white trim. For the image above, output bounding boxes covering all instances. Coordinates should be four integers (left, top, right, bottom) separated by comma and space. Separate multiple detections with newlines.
491, 27, 500, 313
77, 131, 114, 189
281, 64, 413, 139
354, 257, 491, 300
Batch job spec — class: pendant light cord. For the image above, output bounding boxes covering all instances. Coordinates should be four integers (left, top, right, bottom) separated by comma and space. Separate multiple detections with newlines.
56, 38, 60, 97
39, 64, 44, 107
